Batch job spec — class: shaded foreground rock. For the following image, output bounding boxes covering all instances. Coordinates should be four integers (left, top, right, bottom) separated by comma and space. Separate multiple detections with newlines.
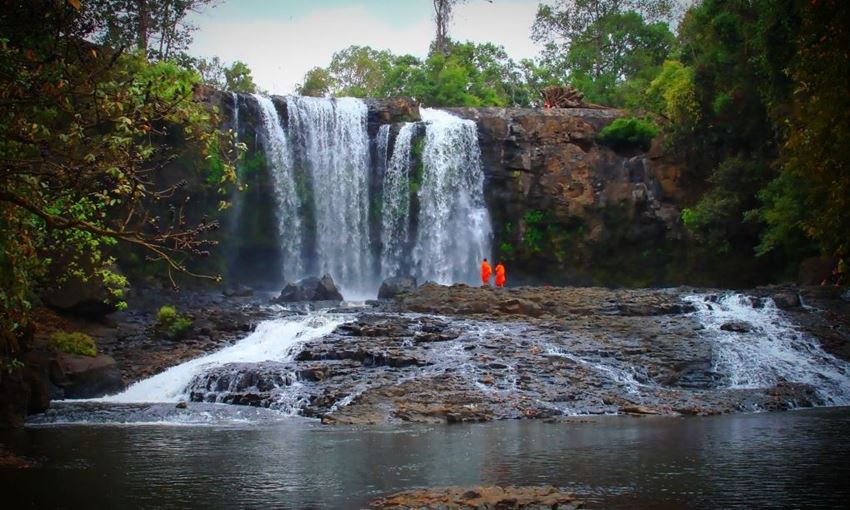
51, 353, 124, 399
274, 274, 343, 303
378, 276, 417, 300
370, 485, 582, 509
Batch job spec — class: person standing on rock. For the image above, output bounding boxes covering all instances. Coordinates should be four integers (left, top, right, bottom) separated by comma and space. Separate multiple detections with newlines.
495, 262, 506, 288
481, 258, 492, 286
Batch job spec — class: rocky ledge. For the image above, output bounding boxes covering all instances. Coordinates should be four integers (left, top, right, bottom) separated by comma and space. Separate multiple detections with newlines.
186, 284, 850, 424
370, 485, 582, 510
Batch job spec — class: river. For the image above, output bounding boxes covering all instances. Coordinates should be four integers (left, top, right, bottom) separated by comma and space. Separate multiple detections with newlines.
3, 407, 849, 509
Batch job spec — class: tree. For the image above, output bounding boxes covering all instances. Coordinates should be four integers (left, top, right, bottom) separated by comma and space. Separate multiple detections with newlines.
532, 1, 675, 106
196, 56, 226, 89
755, 0, 850, 272
432, 0, 492, 55
223, 61, 257, 93
296, 67, 333, 97
326, 46, 394, 97
0, 0, 239, 356
79, 0, 217, 60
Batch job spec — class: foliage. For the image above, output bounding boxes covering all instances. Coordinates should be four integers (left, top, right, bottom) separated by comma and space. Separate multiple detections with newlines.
680, 157, 771, 253
668, 0, 850, 275
196, 57, 258, 93
0, 1, 239, 356
50, 331, 97, 357
296, 41, 537, 107
597, 118, 659, 151
645, 60, 698, 127
532, 0, 676, 106
753, 0, 850, 269
522, 210, 546, 253
297, 67, 333, 97
155, 305, 193, 339
78, 0, 217, 60
222, 61, 257, 93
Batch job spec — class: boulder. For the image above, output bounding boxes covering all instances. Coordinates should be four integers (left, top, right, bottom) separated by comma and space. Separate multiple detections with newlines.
377, 276, 417, 300
799, 256, 837, 286
51, 353, 125, 399
772, 291, 801, 309
222, 284, 254, 298
42, 265, 126, 317
275, 274, 343, 303
720, 321, 752, 333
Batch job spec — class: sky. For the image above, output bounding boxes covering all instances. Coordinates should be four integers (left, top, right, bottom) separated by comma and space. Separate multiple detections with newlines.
187, 0, 544, 95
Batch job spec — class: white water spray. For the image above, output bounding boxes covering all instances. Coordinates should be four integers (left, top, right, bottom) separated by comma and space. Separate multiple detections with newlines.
414, 108, 492, 285
687, 293, 850, 406
380, 122, 415, 280
100, 314, 343, 404
253, 94, 304, 281
285, 96, 373, 293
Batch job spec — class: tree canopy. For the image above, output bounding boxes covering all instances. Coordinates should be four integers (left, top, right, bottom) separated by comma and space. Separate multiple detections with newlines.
0, 0, 240, 355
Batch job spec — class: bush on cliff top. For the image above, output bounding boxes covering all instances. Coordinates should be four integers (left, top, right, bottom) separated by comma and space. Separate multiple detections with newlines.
50, 331, 97, 357
156, 305, 193, 340
597, 117, 659, 151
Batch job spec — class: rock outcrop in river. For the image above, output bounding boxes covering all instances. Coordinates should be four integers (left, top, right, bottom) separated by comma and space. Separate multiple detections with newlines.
180, 284, 850, 424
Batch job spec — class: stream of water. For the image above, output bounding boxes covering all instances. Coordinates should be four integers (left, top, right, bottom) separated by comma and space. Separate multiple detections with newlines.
3, 409, 849, 509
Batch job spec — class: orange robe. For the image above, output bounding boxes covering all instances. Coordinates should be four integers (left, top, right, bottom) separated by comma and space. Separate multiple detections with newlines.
495, 264, 506, 288
481, 261, 492, 285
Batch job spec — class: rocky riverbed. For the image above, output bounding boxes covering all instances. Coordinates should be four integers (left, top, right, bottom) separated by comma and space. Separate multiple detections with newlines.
174, 283, 850, 424
15, 282, 849, 427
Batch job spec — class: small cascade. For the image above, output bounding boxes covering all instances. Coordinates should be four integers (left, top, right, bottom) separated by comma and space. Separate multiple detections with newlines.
414, 108, 492, 285
380, 122, 416, 280
101, 314, 342, 404
285, 96, 373, 294
225, 93, 244, 272
253, 94, 304, 281
686, 293, 850, 406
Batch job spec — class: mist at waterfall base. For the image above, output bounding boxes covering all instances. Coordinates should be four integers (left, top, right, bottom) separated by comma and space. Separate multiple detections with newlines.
226, 95, 491, 299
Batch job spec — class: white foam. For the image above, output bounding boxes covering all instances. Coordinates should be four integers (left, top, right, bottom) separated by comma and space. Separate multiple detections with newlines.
97, 314, 343, 404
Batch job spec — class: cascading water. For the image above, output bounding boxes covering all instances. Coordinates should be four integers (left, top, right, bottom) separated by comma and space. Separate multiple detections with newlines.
380, 122, 415, 280
253, 94, 304, 281
99, 314, 343, 405
414, 108, 492, 284
686, 293, 850, 406
285, 96, 373, 294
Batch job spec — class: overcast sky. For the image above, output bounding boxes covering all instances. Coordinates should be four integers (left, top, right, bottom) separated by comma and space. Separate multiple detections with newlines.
187, 0, 543, 95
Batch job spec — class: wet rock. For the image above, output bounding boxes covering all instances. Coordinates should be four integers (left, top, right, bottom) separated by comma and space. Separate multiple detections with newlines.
720, 321, 752, 333
43, 264, 126, 317
175, 401, 188, 409
222, 284, 254, 298
377, 276, 417, 300
370, 485, 582, 509
274, 274, 343, 303
772, 291, 800, 309
52, 353, 124, 399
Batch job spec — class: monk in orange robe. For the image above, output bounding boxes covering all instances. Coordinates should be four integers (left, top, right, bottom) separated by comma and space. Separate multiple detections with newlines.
480, 258, 492, 286
495, 262, 506, 288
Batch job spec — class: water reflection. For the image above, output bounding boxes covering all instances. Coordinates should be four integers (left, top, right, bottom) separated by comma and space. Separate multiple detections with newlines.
2, 408, 849, 509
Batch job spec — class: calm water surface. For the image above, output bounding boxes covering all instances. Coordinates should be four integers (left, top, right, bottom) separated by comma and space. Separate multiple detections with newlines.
2, 407, 850, 509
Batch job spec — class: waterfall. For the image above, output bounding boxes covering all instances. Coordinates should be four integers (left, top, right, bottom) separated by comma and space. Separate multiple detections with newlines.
245, 96, 493, 295
225, 93, 244, 275
285, 96, 372, 293
380, 123, 415, 280
253, 94, 304, 281
686, 293, 850, 406
100, 314, 343, 403
414, 108, 492, 285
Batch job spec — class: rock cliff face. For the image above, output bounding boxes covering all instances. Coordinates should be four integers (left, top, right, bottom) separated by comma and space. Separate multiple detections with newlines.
210, 93, 694, 288
448, 107, 688, 286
